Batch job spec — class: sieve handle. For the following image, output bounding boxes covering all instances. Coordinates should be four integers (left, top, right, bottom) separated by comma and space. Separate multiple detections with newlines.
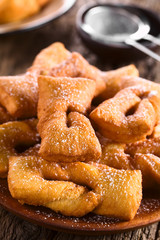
125, 38, 160, 62
143, 34, 160, 46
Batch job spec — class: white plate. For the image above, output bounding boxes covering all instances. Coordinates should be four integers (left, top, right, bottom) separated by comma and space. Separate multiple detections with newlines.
0, 0, 76, 34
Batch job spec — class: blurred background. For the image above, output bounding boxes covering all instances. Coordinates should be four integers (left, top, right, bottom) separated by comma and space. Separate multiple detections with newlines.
0, 0, 159, 79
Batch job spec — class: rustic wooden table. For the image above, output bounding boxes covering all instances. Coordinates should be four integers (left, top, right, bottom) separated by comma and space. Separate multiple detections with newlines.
0, 0, 160, 239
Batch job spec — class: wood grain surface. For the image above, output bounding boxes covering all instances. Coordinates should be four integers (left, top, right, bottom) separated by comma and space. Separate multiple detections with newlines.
0, 0, 160, 239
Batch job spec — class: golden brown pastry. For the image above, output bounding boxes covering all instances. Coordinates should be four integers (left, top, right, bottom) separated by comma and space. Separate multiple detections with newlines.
1, 42, 160, 221
0, 74, 38, 119
0, 43, 70, 124
50, 52, 106, 96
50, 52, 139, 98
29, 42, 71, 76
90, 164, 142, 220
0, 0, 51, 23
126, 137, 160, 157
126, 138, 160, 188
90, 87, 160, 143
37, 75, 96, 118
100, 75, 160, 100
95, 133, 160, 189
133, 153, 160, 189
8, 155, 142, 220
118, 76, 160, 95
0, 44, 139, 125
98, 134, 160, 189
8, 156, 101, 217
99, 64, 139, 99
96, 136, 160, 190
38, 75, 101, 162
0, 44, 140, 124
97, 133, 133, 170
0, 119, 39, 178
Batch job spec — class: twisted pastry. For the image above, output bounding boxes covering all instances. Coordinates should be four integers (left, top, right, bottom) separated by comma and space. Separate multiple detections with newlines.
118, 76, 160, 94
0, 43, 70, 124
133, 153, 160, 189
90, 87, 160, 143
113, 76, 160, 139
99, 65, 139, 100
97, 133, 133, 170
126, 137, 160, 157
120, 77, 160, 135
50, 52, 139, 97
50, 52, 106, 96
0, 119, 39, 178
8, 153, 142, 220
0, 43, 139, 124
100, 75, 160, 100
29, 42, 71, 76
126, 138, 160, 189
38, 76, 101, 162
97, 134, 160, 189
8, 155, 101, 217
0, 74, 38, 119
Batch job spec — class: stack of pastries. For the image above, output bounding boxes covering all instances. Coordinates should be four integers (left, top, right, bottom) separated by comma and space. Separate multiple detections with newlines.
0, 42, 160, 221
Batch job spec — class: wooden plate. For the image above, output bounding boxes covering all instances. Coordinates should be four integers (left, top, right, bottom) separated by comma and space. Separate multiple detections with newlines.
0, 179, 160, 235
0, 0, 76, 35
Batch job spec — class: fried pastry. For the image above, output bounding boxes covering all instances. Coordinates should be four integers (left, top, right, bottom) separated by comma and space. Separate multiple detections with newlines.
126, 137, 160, 157
97, 134, 160, 189
50, 49, 140, 98
99, 64, 139, 99
8, 155, 142, 220
92, 164, 141, 220
0, 43, 70, 121
133, 153, 160, 189
125, 138, 160, 188
38, 75, 96, 118
0, 44, 140, 123
100, 75, 160, 101
8, 156, 101, 217
38, 76, 101, 162
0, 119, 39, 178
39, 111, 101, 162
1, 42, 160, 221
0, 0, 51, 23
29, 42, 71, 76
61, 162, 142, 220
90, 87, 160, 143
97, 133, 133, 169
0, 74, 38, 119
50, 52, 106, 96
119, 76, 160, 95
50, 51, 140, 98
